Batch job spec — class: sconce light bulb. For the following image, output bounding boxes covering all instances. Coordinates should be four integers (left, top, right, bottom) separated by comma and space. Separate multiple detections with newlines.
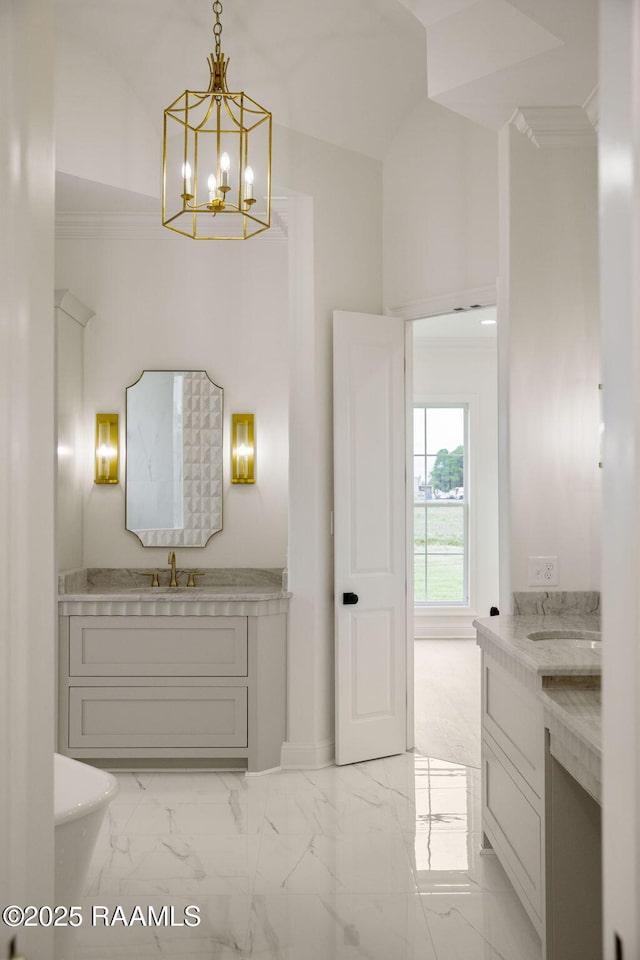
244, 165, 254, 185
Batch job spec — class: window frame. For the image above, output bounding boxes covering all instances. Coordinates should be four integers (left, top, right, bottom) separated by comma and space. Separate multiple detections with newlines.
413, 401, 470, 608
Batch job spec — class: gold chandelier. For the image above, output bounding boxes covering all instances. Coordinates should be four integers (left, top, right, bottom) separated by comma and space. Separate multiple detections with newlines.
162, 1, 272, 240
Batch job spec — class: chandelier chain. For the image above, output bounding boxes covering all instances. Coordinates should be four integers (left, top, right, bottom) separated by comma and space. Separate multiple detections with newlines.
212, 0, 223, 59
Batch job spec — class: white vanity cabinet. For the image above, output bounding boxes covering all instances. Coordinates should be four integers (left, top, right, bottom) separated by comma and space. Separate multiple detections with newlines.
476, 612, 602, 960
58, 600, 288, 773
481, 651, 546, 936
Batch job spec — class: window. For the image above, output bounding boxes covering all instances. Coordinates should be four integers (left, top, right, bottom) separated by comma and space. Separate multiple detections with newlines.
413, 404, 468, 605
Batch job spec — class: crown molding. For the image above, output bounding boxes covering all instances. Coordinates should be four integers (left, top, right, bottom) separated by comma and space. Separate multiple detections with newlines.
54, 289, 95, 327
388, 285, 497, 322
56, 200, 289, 242
510, 106, 596, 148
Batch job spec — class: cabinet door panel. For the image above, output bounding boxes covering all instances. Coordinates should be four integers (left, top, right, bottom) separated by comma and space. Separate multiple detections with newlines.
69, 686, 248, 748
69, 616, 247, 676
483, 737, 542, 921
483, 658, 543, 794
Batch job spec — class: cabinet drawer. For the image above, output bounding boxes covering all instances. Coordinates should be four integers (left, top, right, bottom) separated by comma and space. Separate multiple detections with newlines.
69, 616, 247, 676
69, 686, 248, 748
482, 656, 544, 794
483, 736, 542, 923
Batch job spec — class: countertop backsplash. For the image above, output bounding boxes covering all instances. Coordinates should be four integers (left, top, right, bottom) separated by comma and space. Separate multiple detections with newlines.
512, 590, 600, 618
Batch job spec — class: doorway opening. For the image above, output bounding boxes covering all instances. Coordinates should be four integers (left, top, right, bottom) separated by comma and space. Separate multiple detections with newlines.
410, 306, 499, 768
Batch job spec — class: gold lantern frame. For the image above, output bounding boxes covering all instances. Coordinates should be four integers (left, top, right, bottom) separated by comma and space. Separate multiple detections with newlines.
162, 2, 272, 240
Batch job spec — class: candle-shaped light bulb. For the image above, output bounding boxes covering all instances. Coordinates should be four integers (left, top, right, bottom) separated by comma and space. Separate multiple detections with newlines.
208, 173, 217, 202
97, 422, 113, 478
244, 165, 254, 201
237, 445, 250, 478
181, 161, 192, 194
220, 151, 230, 188
236, 421, 249, 478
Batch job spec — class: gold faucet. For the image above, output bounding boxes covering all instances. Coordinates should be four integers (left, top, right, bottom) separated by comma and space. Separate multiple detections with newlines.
187, 570, 203, 588
168, 550, 178, 587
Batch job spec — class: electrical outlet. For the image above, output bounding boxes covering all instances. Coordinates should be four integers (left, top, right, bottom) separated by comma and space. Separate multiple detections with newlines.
528, 556, 559, 586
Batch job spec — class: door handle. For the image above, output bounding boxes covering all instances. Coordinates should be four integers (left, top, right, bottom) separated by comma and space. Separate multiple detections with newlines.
342, 592, 359, 605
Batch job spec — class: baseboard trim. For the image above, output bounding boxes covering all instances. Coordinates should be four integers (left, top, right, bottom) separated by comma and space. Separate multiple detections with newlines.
414, 613, 476, 639
280, 738, 335, 769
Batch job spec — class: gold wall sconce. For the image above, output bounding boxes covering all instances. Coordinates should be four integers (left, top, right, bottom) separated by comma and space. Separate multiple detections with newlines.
231, 413, 255, 483
95, 413, 119, 484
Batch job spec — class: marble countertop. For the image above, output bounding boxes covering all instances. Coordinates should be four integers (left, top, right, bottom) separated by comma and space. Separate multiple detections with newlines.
539, 688, 602, 803
474, 613, 602, 677
58, 567, 291, 615
540, 688, 601, 756
476, 595, 602, 802
59, 567, 290, 602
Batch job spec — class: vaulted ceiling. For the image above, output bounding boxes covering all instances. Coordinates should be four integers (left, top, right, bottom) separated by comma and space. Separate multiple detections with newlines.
54, 0, 427, 162
410, 0, 598, 128
54, 0, 597, 162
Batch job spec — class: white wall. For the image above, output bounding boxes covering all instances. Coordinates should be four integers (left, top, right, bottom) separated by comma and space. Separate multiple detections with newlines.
0, 1, 55, 956
500, 117, 601, 597
383, 97, 498, 312
599, 0, 640, 952
413, 337, 499, 636
56, 291, 93, 572
275, 126, 383, 764
55, 236, 290, 570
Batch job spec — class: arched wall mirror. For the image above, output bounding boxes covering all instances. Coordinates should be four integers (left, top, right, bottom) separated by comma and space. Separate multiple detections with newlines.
125, 370, 223, 547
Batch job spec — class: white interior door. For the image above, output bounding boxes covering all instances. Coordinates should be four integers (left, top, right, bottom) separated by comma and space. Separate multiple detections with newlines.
333, 310, 407, 765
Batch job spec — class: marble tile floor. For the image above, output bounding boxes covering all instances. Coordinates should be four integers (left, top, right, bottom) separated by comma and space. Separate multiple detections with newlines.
58, 755, 541, 960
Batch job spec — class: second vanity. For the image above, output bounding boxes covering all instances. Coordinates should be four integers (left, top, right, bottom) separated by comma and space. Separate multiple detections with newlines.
58, 567, 290, 774
475, 592, 602, 960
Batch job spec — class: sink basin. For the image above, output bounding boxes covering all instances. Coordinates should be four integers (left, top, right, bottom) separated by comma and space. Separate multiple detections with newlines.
526, 630, 601, 650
